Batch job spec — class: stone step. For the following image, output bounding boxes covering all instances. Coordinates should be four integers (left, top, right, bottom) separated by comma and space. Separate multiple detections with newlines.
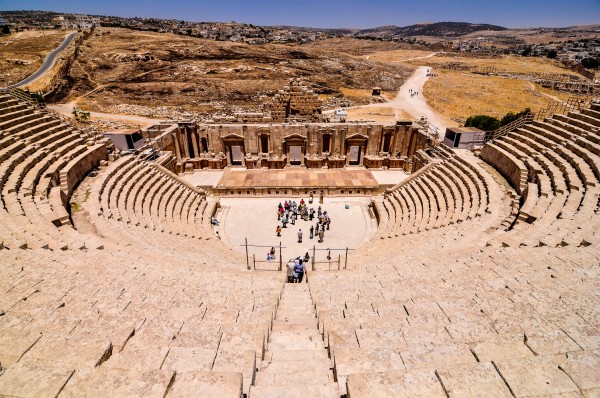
259, 358, 333, 374
278, 302, 313, 309
268, 335, 325, 351
254, 370, 334, 386
282, 284, 311, 292
270, 329, 323, 339
266, 349, 330, 362
249, 383, 340, 398
276, 309, 316, 320
279, 296, 312, 303
272, 320, 318, 330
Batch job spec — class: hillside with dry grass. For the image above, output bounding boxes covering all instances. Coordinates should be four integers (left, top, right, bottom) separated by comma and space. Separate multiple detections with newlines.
0, 30, 70, 86
65, 29, 414, 115
400, 53, 582, 123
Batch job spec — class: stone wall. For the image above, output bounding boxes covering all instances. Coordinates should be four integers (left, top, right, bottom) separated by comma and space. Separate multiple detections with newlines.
162, 120, 435, 174
480, 143, 527, 195
60, 143, 108, 198
266, 78, 323, 123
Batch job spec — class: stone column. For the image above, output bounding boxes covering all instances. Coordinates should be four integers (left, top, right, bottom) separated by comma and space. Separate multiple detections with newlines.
191, 130, 199, 158
407, 129, 418, 158
390, 129, 398, 155
173, 132, 182, 160
183, 127, 190, 159
360, 145, 366, 166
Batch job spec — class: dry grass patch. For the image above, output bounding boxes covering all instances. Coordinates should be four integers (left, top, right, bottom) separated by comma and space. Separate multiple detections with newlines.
404, 54, 580, 76
302, 37, 420, 57
423, 69, 573, 124
367, 50, 435, 63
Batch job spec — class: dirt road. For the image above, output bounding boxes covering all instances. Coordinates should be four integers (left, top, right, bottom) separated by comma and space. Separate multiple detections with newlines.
48, 103, 162, 127
387, 66, 457, 130
329, 65, 457, 132
393, 52, 439, 63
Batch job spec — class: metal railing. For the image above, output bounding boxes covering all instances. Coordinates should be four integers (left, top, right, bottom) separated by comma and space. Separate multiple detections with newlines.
486, 113, 534, 141
241, 239, 285, 271
536, 95, 596, 121
309, 246, 353, 271
241, 238, 354, 271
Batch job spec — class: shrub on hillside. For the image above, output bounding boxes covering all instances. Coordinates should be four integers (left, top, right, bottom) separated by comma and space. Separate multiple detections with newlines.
465, 108, 532, 131
581, 57, 600, 69
464, 115, 500, 131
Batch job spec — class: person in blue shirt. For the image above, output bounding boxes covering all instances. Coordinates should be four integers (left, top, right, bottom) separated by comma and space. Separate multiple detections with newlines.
294, 259, 307, 283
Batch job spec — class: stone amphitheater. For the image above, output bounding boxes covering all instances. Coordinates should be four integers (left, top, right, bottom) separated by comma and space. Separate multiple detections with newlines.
0, 84, 599, 398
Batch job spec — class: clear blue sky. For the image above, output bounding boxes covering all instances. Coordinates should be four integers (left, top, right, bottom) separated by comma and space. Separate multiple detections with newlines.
1, 0, 599, 29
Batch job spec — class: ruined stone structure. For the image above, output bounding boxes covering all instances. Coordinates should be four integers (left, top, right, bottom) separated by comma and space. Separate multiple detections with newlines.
538, 79, 599, 94
266, 78, 323, 123
148, 121, 433, 174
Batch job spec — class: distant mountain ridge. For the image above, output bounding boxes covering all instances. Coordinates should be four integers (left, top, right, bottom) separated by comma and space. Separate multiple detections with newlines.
354, 22, 508, 37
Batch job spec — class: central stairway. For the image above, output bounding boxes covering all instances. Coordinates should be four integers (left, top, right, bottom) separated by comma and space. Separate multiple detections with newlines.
250, 283, 340, 397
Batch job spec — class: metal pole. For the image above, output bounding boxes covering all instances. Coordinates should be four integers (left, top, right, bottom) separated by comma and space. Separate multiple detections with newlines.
345, 247, 348, 269
253, 254, 256, 270
338, 254, 341, 270
279, 242, 282, 272
312, 245, 316, 271
245, 238, 250, 270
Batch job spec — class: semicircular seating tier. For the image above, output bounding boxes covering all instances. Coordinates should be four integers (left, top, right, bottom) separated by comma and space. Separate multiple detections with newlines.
0, 90, 599, 397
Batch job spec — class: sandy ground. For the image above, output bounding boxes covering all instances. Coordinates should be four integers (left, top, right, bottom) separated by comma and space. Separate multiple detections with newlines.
366, 50, 437, 63
217, 196, 377, 269
0, 30, 69, 87
380, 66, 458, 130
335, 65, 458, 131
48, 102, 163, 127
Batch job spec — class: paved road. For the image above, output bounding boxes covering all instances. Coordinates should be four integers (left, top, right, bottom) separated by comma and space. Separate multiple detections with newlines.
17, 31, 78, 88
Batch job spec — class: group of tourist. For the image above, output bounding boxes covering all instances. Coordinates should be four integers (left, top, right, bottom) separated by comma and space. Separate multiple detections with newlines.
275, 197, 331, 244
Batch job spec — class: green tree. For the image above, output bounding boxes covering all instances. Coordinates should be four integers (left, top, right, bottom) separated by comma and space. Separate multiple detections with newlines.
500, 108, 532, 126
1, 25, 10, 35
72, 108, 90, 122
547, 50, 558, 59
465, 115, 500, 131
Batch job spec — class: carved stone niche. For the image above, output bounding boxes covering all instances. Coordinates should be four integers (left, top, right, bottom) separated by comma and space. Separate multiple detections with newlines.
221, 133, 246, 167
345, 133, 369, 166
282, 133, 307, 166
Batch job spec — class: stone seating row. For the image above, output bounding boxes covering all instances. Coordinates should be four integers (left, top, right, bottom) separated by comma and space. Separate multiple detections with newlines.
345, 351, 599, 398
72, 152, 248, 269
0, 248, 284, 397
379, 148, 490, 239
0, 94, 97, 250
308, 243, 600, 396
93, 155, 209, 240
483, 103, 600, 247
